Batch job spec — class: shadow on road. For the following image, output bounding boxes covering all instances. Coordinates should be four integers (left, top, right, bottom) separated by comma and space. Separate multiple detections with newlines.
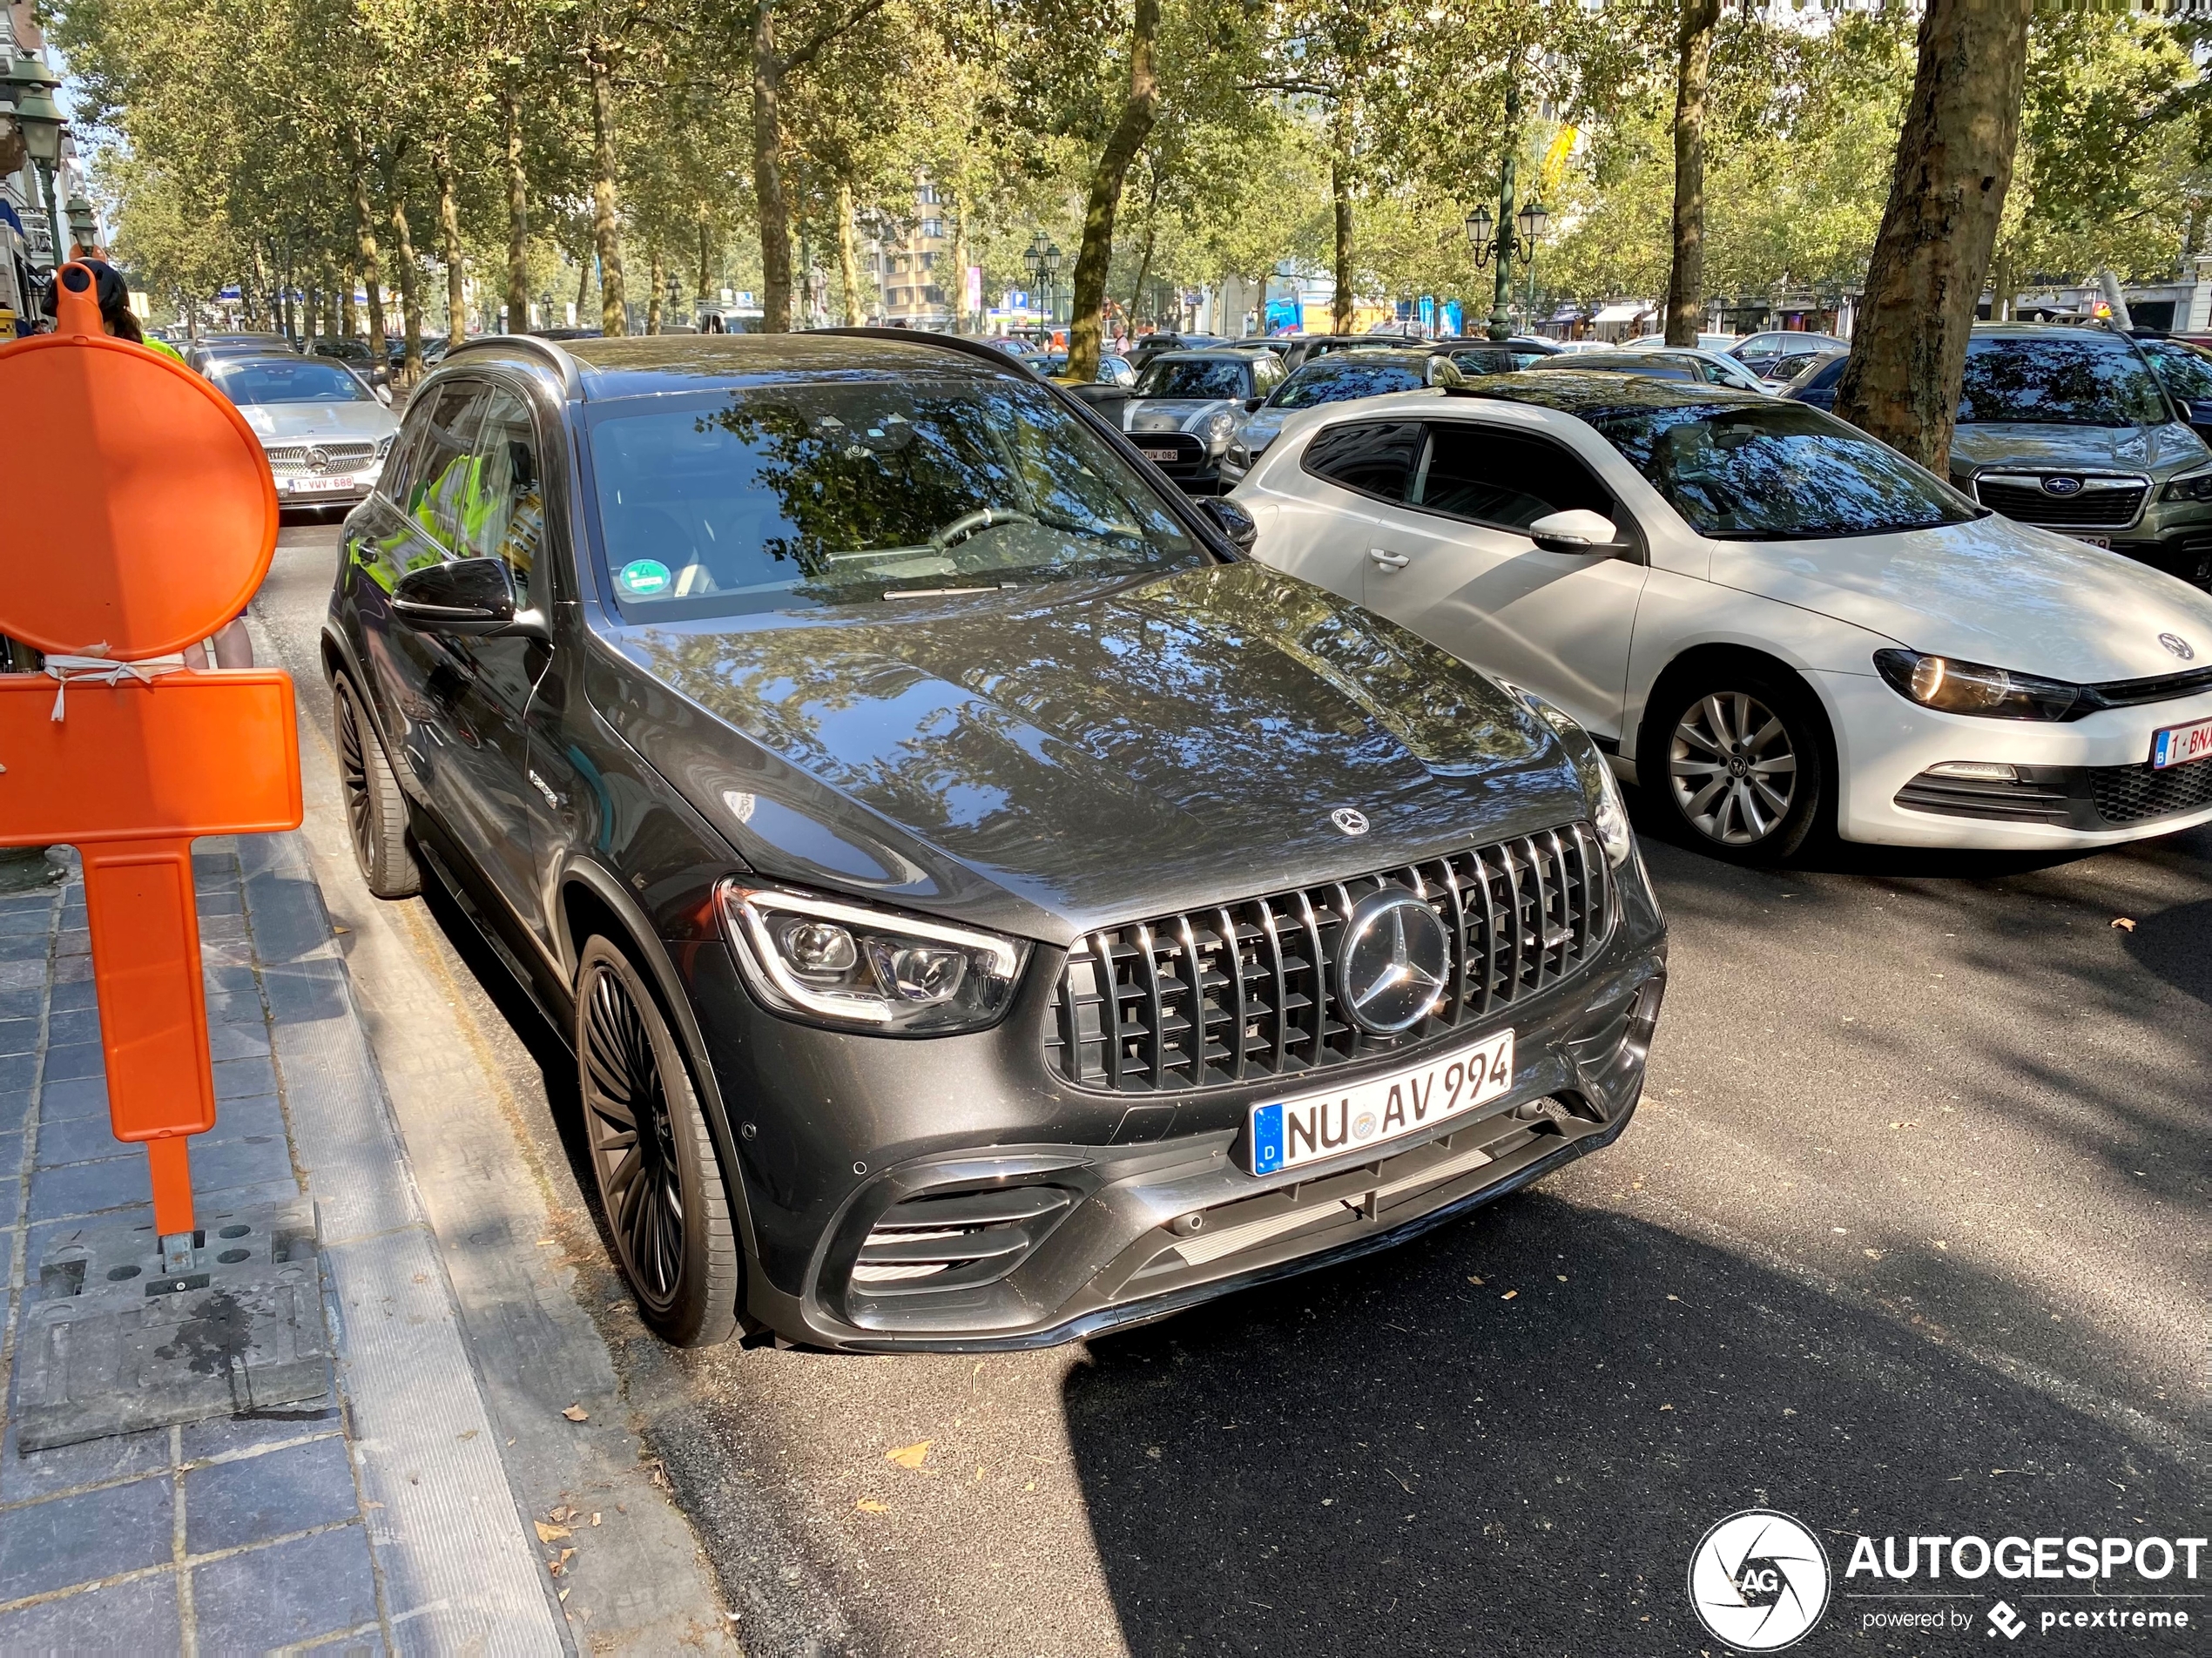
1062, 1192, 2200, 1657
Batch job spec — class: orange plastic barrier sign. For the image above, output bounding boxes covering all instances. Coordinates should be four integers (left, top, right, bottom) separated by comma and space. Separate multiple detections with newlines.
0, 263, 298, 1242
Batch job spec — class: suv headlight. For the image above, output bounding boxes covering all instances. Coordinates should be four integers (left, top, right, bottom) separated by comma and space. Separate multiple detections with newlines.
717, 883, 1028, 1034
1873, 649, 2081, 721
1502, 683, 1634, 867
2162, 468, 2212, 502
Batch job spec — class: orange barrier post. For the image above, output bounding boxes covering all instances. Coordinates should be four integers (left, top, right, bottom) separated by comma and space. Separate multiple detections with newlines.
0, 262, 297, 1262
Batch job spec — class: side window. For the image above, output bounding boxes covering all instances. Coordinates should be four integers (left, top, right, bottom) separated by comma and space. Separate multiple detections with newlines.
463, 388, 549, 610
1300, 420, 1426, 502
402, 384, 488, 558
1413, 423, 1615, 531
2147, 341, 2212, 404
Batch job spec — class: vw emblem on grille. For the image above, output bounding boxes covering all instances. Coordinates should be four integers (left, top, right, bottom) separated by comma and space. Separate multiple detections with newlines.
304, 446, 332, 475
2160, 631, 2195, 660
1336, 888, 1451, 1035
1331, 807, 1370, 837
2040, 475, 2084, 496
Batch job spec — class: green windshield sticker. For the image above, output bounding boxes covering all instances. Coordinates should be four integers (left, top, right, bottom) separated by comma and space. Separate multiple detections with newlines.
618, 558, 671, 596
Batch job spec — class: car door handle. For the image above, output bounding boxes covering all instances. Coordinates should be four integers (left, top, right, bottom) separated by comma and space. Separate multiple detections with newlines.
1368, 549, 1411, 570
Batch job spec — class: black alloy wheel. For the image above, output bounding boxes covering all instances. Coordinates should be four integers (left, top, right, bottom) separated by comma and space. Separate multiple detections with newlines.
575, 937, 739, 1347
333, 677, 421, 899
1641, 664, 1830, 866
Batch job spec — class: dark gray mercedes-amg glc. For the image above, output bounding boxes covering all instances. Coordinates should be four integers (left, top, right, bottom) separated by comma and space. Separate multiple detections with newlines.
322, 330, 1667, 1350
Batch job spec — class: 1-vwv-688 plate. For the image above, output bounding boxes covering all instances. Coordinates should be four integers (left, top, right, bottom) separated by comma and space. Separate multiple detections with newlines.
1247, 1030, 1515, 1176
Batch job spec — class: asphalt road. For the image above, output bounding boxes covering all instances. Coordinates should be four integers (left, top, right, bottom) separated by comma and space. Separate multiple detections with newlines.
263, 517, 2207, 1657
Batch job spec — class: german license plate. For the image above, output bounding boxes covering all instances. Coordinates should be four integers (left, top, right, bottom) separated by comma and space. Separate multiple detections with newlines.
2151, 714, 2212, 769
1247, 1029, 1514, 1176
2066, 534, 2112, 549
288, 475, 356, 494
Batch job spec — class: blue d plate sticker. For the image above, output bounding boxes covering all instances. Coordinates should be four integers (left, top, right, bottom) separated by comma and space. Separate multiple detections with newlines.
1250, 1102, 1285, 1175
618, 558, 671, 596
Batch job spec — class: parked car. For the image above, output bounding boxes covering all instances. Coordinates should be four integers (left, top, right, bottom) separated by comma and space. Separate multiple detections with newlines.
1222, 348, 1453, 485
1123, 347, 1288, 491
1779, 351, 1848, 411
1948, 324, 2212, 587
185, 333, 297, 375
1037, 351, 1136, 388
323, 330, 1668, 1350
1726, 331, 1849, 381
206, 353, 398, 507
1232, 371, 2212, 863
1624, 332, 1738, 354
1527, 348, 1770, 394
1124, 332, 1229, 371
1441, 336, 1567, 375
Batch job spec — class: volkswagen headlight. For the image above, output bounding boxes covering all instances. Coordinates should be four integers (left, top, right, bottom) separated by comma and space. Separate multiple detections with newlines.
1502, 683, 1635, 867
1873, 649, 2081, 721
1199, 410, 1237, 454
718, 884, 1028, 1034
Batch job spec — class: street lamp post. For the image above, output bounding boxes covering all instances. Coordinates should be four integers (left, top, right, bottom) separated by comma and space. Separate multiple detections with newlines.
5, 57, 68, 272
1044, 242, 1063, 327
1466, 195, 1547, 340
1022, 233, 1046, 334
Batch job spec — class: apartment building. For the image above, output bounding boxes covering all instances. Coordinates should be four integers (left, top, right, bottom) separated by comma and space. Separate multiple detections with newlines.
866, 182, 954, 330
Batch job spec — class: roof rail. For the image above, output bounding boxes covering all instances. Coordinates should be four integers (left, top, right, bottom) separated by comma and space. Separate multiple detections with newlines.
808, 326, 1033, 377
446, 333, 583, 396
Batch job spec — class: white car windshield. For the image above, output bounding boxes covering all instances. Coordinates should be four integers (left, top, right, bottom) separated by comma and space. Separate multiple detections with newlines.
217, 360, 374, 404
1588, 401, 1983, 540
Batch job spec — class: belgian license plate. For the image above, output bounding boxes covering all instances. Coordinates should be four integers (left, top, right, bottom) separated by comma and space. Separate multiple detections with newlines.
1247, 1029, 1514, 1176
2151, 714, 2212, 769
289, 475, 355, 494
2067, 534, 2112, 549
1140, 447, 1179, 462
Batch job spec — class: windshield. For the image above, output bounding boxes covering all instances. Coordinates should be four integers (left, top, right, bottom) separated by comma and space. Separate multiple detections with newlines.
585, 380, 1206, 618
215, 360, 373, 403
1134, 359, 1246, 399
1270, 360, 1428, 408
1958, 337, 2173, 428
1589, 401, 1981, 540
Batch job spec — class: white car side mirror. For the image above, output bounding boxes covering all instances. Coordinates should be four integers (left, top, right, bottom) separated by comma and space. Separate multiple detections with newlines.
1527, 509, 1623, 554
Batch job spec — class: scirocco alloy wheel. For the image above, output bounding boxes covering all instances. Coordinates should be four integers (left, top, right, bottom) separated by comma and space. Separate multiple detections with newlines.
1643, 667, 1829, 866
575, 937, 739, 1347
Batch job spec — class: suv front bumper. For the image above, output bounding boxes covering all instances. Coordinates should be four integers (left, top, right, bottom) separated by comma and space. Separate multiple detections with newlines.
686, 886, 1668, 1351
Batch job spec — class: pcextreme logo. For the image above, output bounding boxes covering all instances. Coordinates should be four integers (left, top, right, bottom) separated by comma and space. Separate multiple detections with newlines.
1688, 1509, 1833, 1651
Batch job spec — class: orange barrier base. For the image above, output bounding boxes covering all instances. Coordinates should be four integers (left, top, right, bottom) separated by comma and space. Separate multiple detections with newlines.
0, 672, 305, 1237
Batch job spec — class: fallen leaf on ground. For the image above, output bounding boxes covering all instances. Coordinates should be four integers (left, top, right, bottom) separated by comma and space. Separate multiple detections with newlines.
548, 1547, 576, 1576
535, 1520, 571, 1543
1500, 1290, 1518, 1300
886, 1440, 931, 1469
856, 1498, 890, 1513
591, 1513, 602, 1527
1660, 1404, 1675, 1412
1467, 1276, 1484, 1285
558, 1588, 570, 1603
561, 1405, 589, 1423
2112, 917, 2136, 931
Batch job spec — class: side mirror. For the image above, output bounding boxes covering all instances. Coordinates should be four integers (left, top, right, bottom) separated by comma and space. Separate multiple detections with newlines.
1527, 509, 1626, 555
1199, 495, 1258, 553
392, 557, 543, 637
374, 384, 394, 407
1244, 396, 1264, 413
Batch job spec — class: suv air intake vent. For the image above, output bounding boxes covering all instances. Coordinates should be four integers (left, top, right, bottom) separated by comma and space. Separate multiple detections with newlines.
1044, 825, 1610, 1094
848, 1186, 1074, 1293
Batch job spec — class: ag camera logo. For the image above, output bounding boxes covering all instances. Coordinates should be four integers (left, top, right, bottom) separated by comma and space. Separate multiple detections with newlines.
1689, 1509, 1832, 1650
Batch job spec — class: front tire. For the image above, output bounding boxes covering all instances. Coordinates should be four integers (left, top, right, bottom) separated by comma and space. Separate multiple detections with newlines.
575, 937, 739, 1347
1640, 664, 1830, 866
334, 677, 421, 899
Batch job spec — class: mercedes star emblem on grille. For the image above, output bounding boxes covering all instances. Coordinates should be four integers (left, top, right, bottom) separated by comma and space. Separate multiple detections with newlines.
304, 446, 331, 475
2040, 475, 2084, 496
1336, 888, 1452, 1035
2160, 631, 2195, 660
1331, 807, 1370, 836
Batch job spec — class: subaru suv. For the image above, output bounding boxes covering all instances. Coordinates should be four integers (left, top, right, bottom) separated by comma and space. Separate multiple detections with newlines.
322, 331, 1667, 1351
1950, 324, 2212, 586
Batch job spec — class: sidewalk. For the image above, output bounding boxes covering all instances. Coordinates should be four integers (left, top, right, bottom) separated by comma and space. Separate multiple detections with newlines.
0, 836, 563, 1651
